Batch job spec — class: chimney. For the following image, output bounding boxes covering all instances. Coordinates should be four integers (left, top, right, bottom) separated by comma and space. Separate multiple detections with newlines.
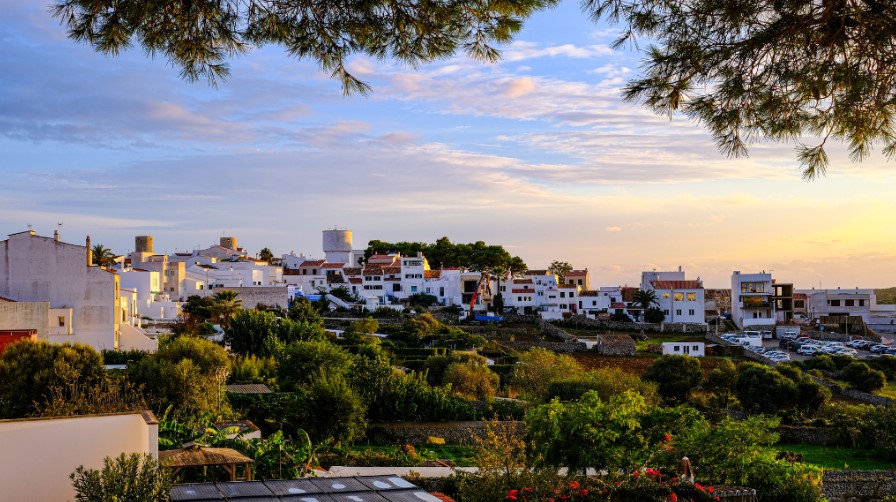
86, 235, 93, 266
53, 229, 60, 241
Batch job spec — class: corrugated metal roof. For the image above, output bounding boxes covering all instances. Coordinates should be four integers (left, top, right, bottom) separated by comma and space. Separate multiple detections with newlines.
171, 477, 443, 501
226, 384, 273, 394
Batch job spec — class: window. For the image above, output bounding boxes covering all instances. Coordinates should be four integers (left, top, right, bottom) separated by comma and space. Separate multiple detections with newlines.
860, 299, 865, 306
673, 345, 680, 352
411, 286, 418, 292
689, 309, 695, 315
687, 292, 697, 301
674, 292, 684, 301
392, 284, 401, 292
845, 299, 855, 307
560, 292, 566, 298
794, 300, 805, 308
439, 287, 445, 296
570, 292, 575, 298
829, 300, 841, 307
676, 309, 682, 316
693, 345, 699, 351
663, 293, 670, 299
58, 316, 65, 327
664, 309, 669, 315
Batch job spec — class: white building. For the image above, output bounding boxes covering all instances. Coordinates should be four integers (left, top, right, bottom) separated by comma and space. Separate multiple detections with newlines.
0, 230, 156, 351
795, 287, 875, 324
731, 271, 776, 330
642, 268, 705, 324
662, 342, 705, 357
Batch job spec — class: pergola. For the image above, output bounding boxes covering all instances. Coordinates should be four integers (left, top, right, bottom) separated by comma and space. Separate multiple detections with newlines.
159, 443, 254, 482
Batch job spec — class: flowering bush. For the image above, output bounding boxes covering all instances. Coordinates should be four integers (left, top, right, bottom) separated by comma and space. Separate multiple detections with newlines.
504, 470, 719, 502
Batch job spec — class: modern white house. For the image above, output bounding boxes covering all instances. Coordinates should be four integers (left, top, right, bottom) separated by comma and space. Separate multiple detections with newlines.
795, 287, 875, 323
0, 230, 155, 351
731, 270, 776, 330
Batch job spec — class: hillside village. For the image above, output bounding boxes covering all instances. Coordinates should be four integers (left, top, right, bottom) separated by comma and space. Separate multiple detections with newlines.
2, 228, 896, 501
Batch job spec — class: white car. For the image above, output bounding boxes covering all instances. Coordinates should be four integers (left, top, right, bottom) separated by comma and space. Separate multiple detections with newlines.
797, 345, 819, 356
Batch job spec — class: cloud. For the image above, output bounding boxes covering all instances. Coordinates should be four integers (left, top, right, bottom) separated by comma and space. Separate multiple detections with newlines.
503, 42, 617, 62
605, 226, 622, 232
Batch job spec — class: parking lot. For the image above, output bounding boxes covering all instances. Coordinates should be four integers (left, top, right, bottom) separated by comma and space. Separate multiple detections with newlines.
721, 333, 890, 364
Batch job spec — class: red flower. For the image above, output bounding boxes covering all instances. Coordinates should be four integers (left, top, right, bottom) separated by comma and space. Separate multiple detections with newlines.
569, 481, 580, 490
580, 489, 588, 496
715, 498, 721, 501
507, 489, 518, 500
633, 471, 640, 477
524, 487, 533, 492
669, 493, 678, 501
665, 433, 672, 442
694, 483, 704, 491
708, 487, 714, 493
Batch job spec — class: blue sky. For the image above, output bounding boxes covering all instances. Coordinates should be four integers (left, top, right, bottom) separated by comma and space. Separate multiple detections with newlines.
2, 0, 896, 288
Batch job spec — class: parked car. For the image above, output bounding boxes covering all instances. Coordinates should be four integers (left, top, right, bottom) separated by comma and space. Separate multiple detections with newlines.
871, 344, 891, 353
797, 345, 820, 356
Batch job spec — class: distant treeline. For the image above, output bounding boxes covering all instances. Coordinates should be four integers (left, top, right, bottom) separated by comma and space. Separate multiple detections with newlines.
363, 236, 526, 272
876, 288, 896, 304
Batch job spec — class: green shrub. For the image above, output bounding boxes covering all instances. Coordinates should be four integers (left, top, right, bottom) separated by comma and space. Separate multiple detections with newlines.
840, 362, 887, 393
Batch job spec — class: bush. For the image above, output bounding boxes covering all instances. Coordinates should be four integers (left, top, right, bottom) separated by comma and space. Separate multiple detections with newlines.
841, 361, 887, 393
642, 355, 702, 404
70, 453, 174, 502
372, 306, 403, 318
443, 361, 500, 401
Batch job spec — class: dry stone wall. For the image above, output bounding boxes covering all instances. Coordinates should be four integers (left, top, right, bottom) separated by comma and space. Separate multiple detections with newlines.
367, 421, 524, 445
823, 471, 896, 501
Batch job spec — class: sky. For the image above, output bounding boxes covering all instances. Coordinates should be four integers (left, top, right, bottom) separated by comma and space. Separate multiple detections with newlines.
2, 1, 896, 289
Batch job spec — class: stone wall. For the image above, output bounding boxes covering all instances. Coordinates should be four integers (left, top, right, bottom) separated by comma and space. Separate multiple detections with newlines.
823, 470, 896, 501
775, 425, 838, 446
540, 322, 575, 341
561, 315, 708, 334
808, 374, 894, 407
367, 421, 524, 445
498, 340, 588, 353
227, 287, 289, 309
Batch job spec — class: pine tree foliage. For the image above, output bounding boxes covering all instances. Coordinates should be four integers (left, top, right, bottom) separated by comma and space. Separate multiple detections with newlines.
587, 0, 896, 178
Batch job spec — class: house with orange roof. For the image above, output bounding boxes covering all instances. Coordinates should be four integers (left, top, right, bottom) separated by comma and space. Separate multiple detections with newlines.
642, 267, 705, 324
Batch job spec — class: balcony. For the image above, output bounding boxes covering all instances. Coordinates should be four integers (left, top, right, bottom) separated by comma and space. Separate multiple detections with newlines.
741, 301, 772, 309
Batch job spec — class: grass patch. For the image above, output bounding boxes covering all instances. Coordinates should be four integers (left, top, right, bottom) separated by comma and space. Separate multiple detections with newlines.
773, 443, 896, 470
323, 443, 478, 468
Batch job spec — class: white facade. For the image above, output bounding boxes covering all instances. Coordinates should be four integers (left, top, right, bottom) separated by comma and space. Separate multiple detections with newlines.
0, 231, 122, 350
0, 411, 158, 502
642, 269, 705, 324
796, 287, 874, 323
731, 271, 776, 329
662, 342, 705, 357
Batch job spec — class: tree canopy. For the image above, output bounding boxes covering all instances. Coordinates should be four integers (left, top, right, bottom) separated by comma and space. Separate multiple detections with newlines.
53, 0, 555, 92
364, 236, 526, 272
53, 0, 896, 176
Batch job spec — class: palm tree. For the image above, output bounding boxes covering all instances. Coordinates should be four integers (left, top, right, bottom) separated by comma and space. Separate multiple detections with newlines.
632, 289, 659, 321
212, 290, 242, 328
91, 244, 117, 267
258, 247, 274, 262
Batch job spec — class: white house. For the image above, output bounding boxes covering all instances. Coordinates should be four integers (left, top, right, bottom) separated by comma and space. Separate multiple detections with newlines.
662, 342, 705, 357
642, 268, 705, 324
731, 270, 776, 330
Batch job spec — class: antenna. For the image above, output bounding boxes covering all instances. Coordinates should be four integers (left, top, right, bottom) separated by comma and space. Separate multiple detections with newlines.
26, 223, 32, 230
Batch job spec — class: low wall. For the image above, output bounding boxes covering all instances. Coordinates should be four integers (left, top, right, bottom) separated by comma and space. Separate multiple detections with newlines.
498, 340, 588, 353
776, 425, 838, 446
540, 322, 575, 342
367, 421, 524, 445
823, 470, 896, 501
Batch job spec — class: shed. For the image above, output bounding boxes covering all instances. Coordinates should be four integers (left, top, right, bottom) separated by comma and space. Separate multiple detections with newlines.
159, 443, 254, 481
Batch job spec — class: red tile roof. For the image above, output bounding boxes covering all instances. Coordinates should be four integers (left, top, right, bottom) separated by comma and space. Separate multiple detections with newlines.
513, 279, 533, 284
794, 293, 808, 299
558, 284, 578, 289
343, 267, 362, 276
512, 288, 536, 293
383, 266, 401, 274
424, 270, 441, 279
322, 262, 345, 269
300, 260, 326, 267
610, 302, 626, 308
580, 290, 601, 297
653, 280, 703, 290
349, 278, 362, 284
567, 270, 588, 276
525, 270, 548, 276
